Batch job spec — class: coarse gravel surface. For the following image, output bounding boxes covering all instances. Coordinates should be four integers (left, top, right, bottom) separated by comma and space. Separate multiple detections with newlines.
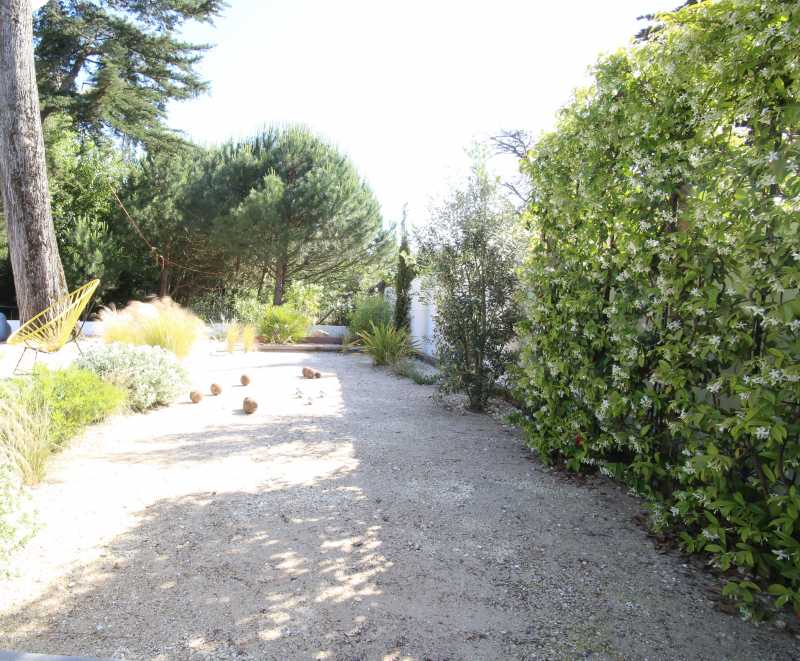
0, 345, 798, 660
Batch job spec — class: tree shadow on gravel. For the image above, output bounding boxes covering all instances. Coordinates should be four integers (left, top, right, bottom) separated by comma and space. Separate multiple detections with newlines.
0, 484, 400, 660
0, 355, 508, 661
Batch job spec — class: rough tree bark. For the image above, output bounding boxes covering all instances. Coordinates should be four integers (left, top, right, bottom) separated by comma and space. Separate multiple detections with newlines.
0, 0, 67, 321
272, 260, 287, 305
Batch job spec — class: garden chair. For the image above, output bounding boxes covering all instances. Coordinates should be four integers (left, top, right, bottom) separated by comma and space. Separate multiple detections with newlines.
7, 279, 100, 374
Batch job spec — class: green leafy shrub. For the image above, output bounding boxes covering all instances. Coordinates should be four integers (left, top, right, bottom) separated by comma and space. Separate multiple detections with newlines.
512, 0, 800, 616
258, 305, 311, 344
32, 366, 126, 448
233, 296, 264, 326
100, 297, 204, 358
284, 282, 323, 322
76, 343, 187, 411
348, 296, 392, 340
0, 367, 124, 484
417, 161, 522, 411
357, 322, 417, 366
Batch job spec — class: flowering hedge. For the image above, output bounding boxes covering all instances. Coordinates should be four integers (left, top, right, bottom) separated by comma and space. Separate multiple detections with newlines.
513, 0, 800, 616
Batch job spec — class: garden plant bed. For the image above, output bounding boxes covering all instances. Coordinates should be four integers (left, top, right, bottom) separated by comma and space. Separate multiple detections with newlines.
0, 347, 796, 660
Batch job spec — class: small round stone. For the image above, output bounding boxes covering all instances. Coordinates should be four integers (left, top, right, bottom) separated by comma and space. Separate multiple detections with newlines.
210, 383, 222, 396
240, 374, 251, 386
243, 397, 258, 414
190, 390, 203, 403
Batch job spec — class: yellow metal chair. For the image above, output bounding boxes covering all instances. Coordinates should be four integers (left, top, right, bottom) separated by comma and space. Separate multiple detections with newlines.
7, 279, 100, 373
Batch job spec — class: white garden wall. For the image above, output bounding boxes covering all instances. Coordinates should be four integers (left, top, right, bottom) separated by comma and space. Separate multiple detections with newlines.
408, 278, 437, 358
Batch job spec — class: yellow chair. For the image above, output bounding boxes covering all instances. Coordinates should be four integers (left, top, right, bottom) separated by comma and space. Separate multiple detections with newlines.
7, 279, 100, 373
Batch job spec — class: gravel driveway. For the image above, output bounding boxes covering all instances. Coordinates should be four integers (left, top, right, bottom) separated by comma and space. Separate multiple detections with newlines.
0, 348, 797, 660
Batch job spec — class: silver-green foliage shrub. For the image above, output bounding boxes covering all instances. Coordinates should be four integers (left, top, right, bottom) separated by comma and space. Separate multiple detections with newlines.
512, 1, 800, 615
76, 343, 187, 411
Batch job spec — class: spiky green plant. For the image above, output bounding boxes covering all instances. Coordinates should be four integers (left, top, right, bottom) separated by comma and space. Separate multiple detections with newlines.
357, 322, 417, 366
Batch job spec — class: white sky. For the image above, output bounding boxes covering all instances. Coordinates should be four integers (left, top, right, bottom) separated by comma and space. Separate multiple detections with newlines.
166, 0, 678, 228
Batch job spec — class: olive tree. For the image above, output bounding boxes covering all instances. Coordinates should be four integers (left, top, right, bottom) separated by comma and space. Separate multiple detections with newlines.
417, 161, 523, 411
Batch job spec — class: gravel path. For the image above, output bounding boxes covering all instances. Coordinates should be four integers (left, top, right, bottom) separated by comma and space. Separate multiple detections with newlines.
0, 347, 797, 660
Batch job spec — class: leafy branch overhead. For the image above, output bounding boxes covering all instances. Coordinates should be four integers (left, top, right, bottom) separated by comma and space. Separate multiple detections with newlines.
34, 0, 225, 149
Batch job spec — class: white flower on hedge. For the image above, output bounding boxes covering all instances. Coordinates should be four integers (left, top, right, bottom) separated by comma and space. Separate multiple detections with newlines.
708, 381, 722, 394
690, 288, 701, 297
701, 528, 718, 541
667, 320, 681, 331
773, 549, 790, 561
744, 305, 765, 317
754, 427, 770, 440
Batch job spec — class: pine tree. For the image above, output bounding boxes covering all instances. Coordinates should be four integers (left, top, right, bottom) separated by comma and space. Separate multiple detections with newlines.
34, 0, 224, 149
202, 126, 393, 305
393, 205, 414, 330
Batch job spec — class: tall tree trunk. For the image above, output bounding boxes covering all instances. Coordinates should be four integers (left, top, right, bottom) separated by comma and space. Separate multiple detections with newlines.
159, 264, 170, 297
257, 264, 268, 299
272, 260, 287, 305
0, 0, 66, 322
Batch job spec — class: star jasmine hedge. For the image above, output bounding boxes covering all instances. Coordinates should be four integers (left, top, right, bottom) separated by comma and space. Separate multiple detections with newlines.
512, 0, 800, 615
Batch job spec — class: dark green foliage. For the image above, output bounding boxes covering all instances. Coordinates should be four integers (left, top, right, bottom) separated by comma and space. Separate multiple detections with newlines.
34, 0, 224, 150
44, 115, 128, 294
418, 162, 521, 412
393, 207, 415, 330
113, 147, 220, 300
513, 0, 800, 615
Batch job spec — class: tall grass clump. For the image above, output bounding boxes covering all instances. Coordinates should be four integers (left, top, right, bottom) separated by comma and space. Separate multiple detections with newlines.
100, 297, 204, 358
0, 386, 51, 485
357, 322, 417, 366
258, 305, 311, 344
225, 323, 240, 352
348, 296, 392, 341
241, 324, 257, 352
